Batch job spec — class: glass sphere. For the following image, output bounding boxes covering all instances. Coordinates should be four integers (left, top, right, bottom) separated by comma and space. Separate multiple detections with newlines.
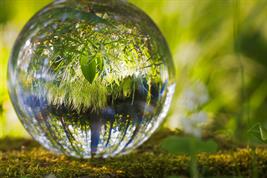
8, 0, 175, 158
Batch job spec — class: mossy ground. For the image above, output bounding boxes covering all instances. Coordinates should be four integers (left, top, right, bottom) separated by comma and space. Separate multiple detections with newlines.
1, 130, 267, 178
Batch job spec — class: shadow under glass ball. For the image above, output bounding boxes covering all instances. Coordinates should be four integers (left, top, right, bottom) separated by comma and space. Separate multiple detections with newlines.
8, 0, 175, 158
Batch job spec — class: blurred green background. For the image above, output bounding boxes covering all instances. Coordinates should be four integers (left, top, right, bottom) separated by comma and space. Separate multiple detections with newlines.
1, 0, 267, 143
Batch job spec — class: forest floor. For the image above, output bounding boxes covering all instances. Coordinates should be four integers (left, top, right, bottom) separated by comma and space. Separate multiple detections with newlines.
1, 129, 267, 178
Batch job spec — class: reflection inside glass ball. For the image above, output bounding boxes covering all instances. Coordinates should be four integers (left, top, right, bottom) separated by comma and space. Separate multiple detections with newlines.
8, 0, 175, 158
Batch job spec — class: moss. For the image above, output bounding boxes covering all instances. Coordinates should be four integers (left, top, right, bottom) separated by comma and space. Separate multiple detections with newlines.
0, 130, 267, 178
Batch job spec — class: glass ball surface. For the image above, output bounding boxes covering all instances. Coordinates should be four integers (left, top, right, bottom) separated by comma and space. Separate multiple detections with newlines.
8, 0, 175, 158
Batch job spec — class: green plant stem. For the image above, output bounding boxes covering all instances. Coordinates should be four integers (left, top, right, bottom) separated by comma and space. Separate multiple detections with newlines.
251, 146, 258, 178
233, 0, 248, 143
190, 154, 198, 178
190, 139, 198, 178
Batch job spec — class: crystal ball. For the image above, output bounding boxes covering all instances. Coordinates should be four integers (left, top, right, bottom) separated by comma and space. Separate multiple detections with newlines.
8, 0, 175, 158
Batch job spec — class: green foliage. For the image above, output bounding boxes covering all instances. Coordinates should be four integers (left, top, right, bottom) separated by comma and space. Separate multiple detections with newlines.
21, 5, 164, 112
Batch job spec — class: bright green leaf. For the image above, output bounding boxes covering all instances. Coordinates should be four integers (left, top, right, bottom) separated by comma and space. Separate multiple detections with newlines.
80, 54, 97, 84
